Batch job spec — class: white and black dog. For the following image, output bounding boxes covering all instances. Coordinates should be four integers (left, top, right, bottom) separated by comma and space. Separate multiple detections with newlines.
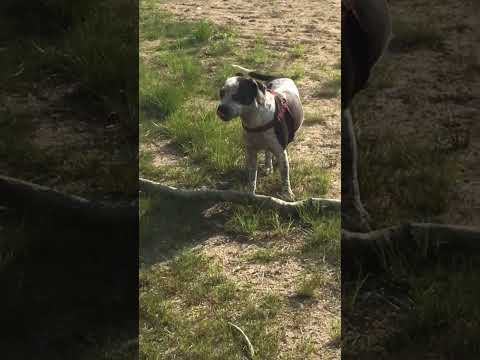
217, 65, 304, 200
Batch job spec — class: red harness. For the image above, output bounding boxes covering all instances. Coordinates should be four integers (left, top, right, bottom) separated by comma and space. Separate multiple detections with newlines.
241, 90, 290, 133
242, 89, 296, 149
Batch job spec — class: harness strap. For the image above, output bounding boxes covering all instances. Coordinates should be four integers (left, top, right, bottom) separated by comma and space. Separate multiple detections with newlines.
241, 90, 288, 133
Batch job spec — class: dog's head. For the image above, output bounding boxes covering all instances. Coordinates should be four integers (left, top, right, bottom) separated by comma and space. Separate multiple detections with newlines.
217, 75, 266, 121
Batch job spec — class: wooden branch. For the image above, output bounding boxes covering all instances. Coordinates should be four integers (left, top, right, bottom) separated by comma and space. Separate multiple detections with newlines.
228, 322, 255, 359
139, 177, 340, 215
342, 223, 480, 272
0, 175, 136, 228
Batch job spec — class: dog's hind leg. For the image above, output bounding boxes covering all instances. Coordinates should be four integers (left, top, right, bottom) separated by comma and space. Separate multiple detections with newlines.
277, 150, 295, 201
245, 148, 258, 194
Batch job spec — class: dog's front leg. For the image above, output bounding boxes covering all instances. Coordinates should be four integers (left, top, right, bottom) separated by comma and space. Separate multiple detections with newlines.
277, 150, 295, 201
245, 147, 258, 194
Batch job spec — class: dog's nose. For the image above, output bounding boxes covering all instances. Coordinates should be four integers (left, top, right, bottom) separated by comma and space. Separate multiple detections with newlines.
217, 105, 228, 120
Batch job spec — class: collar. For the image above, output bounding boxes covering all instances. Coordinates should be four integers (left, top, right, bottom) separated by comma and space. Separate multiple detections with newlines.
242, 90, 289, 133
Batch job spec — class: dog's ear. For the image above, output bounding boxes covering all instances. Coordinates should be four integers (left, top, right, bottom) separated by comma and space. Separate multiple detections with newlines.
254, 80, 266, 94
254, 80, 266, 105
236, 78, 266, 105
236, 78, 259, 105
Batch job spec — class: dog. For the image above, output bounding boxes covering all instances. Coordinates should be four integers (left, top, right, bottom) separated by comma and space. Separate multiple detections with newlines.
342, 0, 392, 231
216, 65, 304, 200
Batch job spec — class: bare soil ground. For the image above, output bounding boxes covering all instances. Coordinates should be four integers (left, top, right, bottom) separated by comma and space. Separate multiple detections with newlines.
159, 0, 341, 199
355, 0, 479, 227
2, 80, 132, 199
343, 1, 480, 358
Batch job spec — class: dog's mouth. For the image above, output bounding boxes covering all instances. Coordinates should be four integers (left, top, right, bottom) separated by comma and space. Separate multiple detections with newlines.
216, 107, 229, 121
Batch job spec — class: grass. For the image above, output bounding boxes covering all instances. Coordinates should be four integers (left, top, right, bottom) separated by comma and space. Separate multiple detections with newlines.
139, 6, 340, 358
225, 206, 297, 239
0, 106, 136, 197
140, 249, 283, 359
300, 212, 341, 265
162, 104, 243, 174
303, 111, 328, 126
1, 1, 138, 356
139, 5, 244, 182
242, 36, 271, 66
356, 132, 458, 227
140, 202, 341, 358
342, 4, 476, 354
247, 247, 282, 264
295, 272, 327, 299
2, 0, 137, 127
0, 0, 138, 199
397, 259, 480, 356
313, 67, 341, 99
343, 251, 480, 359
290, 43, 306, 59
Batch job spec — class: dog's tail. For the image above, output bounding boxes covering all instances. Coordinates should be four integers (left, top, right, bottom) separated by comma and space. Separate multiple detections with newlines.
232, 64, 285, 82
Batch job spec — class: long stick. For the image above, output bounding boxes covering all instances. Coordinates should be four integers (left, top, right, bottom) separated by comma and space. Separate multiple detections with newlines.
139, 177, 340, 215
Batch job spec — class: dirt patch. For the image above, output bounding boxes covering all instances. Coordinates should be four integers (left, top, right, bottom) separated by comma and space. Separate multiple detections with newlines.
2, 78, 134, 199
201, 234, 340, 359
355, 0, 479, 226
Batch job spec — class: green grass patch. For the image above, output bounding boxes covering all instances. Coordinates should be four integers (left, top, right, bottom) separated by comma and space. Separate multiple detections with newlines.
247, 247, 283, 264
300, 212, 341, 265
313, 67, 341, 99
162, 104, 243, 174
295, 272, 327, 299
225, 205, 297, 239
357, 133, 458, 227
396, 260, 480, 356
344, 254, 480, 358
285, 63, 306, 80
2, 0, 138, 128
303, 111, 327, 126
242, 36, 271, 67
140, 249, 283, 359
289, 43, 306, 59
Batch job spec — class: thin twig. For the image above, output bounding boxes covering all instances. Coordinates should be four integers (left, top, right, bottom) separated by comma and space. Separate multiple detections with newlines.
228, 322, 255, 359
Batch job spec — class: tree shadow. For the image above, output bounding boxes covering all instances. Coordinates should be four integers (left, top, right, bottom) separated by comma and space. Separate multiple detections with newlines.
0, 206, 137, 359
140, 196, 229, 267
